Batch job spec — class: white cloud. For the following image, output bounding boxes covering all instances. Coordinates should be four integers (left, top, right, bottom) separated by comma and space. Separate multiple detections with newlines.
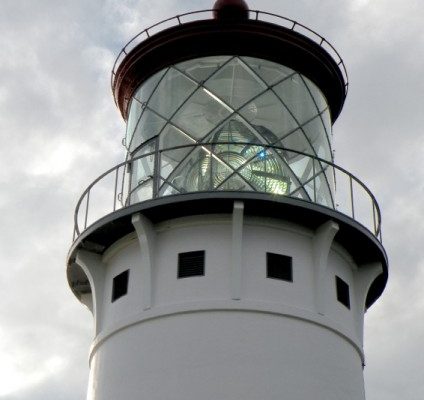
0, 350, 67, 397
29, 139, 91, 177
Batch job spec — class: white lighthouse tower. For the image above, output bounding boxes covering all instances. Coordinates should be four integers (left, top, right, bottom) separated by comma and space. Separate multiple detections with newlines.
67, 1, 388, 399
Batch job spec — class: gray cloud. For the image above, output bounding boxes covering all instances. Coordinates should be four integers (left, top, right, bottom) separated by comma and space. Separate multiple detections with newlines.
0, 0, 422, 399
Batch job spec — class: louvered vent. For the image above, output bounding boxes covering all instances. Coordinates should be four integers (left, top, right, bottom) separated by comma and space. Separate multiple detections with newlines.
178, 251, 205, 278
266, 253, 293, 282
336, 276, 350, 309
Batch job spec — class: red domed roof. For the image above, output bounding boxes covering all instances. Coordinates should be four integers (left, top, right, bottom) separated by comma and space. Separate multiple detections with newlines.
213, 0, 249, 19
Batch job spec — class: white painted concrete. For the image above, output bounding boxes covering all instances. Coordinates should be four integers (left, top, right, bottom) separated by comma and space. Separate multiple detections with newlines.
77, 205, 377, 400
88, 311, 365, 400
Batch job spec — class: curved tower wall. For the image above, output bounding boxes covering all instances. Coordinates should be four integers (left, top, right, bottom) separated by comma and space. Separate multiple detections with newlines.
77, 212, 382, 400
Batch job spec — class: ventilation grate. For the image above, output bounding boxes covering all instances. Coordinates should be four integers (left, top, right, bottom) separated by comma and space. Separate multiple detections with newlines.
178, 251, 205, 278
266, 252, 293, 282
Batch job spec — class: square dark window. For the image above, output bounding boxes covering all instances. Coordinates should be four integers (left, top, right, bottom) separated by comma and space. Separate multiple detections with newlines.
112, 269, 129, 302
336, 276, 350, 309
178, 251, 205, 278
266, 253, 293, 282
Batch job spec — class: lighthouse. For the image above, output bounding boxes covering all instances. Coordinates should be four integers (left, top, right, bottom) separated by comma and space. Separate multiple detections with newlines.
66, 1, 388, 399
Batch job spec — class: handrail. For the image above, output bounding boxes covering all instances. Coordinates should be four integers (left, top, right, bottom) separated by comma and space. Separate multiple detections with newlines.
73, 143, 381, 243
111, 9, 348, 100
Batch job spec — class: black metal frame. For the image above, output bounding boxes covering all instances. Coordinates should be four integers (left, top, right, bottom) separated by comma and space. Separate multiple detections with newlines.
111, 9, 348, 122
124, 56, 335, 204
111, 9, 348, 96
72, 143, 382, 245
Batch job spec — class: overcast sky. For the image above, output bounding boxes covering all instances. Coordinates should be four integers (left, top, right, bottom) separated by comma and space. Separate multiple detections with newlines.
0, 0, 423, 399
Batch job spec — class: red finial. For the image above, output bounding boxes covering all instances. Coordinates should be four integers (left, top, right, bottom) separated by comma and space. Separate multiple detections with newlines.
213, 0, 249, 20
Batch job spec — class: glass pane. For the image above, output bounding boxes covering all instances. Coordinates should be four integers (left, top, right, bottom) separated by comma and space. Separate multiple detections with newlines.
287, 154, 314, 184
270, 149, 312, 201
147, 67, 197, 119
159, 179, 183, 197
204, 57, 266, 110
160, 155, 175, 183
159, 124, 195, 150
301, 116, 331, 161
303, 180, 316, 201
304, 77, 328, 113
314, 171, 334, 208
289, 157, 324, 203
176, 56, 231, 83
321, 109, 333, 147
216, 173, 254, 191
273, 74, 318, 125
239, 90, 297, 140
203, 117, 258, 145
132, 139, 156, 158
129, 179, 153, 204
208, 151, 239, 189
159, 124, 196, 181
123, 56, 339, 209
126, 99, 144, 148
129, 110, 167, 152
241, 56, 294, 86
290, 190, 307, 201
288, 184, 311, 202
160, 145, 196, 182
237, 147, 290, 195
325, 164, 336, 195
134, 69, 167, 103
159, 146, 212, 194
280, 128, 314, 156
130, 141, 156, 199
171, 88, 232, 140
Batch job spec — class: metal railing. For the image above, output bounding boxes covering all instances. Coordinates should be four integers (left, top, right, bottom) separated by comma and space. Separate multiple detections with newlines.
111, 9, 348, 99
73, 144, 381, 242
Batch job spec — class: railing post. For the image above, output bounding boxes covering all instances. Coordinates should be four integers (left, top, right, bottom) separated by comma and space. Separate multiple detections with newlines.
153, 138, 160, 199
127, 162, 132, 206
313, 160, 317, 203
333, 163, 337, 192
372, 199, 377, 236
74, 205, 81, 239
84, 190, 90, 230
349, 175, 355, 219
113, 168, 119, 211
